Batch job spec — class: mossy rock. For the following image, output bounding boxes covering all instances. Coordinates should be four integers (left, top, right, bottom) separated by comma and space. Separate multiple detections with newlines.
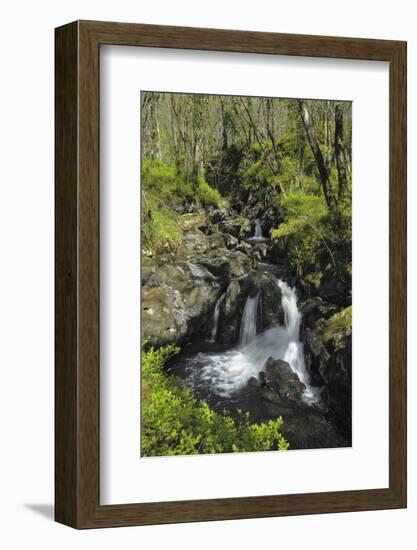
177, 212, 206, 231
323, 306, 352, 344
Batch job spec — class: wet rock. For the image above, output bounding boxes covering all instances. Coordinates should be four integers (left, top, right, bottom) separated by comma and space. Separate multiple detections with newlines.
255, 272, 285, 330
241, 358, 306, 408
262, 358, 306, 402
217, 280, 243, 345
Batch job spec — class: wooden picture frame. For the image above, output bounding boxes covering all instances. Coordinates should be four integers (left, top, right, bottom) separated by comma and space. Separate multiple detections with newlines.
55, 20, 407, 528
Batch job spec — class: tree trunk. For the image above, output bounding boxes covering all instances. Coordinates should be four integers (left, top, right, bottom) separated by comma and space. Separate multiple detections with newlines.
298, 137, 305, 188
220, 97, 228, 150
325, 100, 332, 172
298, 100, 336, 208
335, 104, 348, 200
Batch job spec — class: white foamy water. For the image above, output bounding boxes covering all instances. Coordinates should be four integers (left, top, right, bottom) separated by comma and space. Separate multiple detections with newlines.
254, 218, 263, 238
247, 218, 268, 243
185, 278, 321, 403
239, 293, 259, 347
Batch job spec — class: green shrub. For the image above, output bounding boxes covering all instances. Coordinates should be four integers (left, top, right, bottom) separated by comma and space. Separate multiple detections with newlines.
142, 159, 177, 200
271, 192, 327, 274
271, 191, 351, 296
196, 179, 221, 207
241, 155, 275, 201
141, 344, 290, 456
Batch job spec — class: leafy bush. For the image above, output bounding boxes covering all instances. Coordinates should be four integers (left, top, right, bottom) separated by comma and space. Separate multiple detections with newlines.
141, 161, 221, 254
242, 158, 274, 191
196, 179, 221, 207
141, 344, 290, 456
271, 192, 328, 274
142, 159, 194, 205
271, 191, 351, 300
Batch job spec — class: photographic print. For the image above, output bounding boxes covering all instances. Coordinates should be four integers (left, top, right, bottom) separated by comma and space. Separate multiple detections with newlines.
141, 92, 352, 457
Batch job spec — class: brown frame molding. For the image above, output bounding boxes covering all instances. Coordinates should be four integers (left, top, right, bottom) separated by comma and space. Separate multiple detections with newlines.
55, 20, 407, 529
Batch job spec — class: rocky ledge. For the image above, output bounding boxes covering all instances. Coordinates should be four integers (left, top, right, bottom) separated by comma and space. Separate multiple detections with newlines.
142, 210, 283, 347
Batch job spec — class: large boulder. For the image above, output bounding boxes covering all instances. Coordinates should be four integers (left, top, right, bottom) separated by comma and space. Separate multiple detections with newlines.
261, 357, 306, 403
142, 259, 222, 346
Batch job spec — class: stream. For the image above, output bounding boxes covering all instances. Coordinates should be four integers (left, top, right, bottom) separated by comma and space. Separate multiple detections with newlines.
168, 220, 348, 449
177, 274, 320, 402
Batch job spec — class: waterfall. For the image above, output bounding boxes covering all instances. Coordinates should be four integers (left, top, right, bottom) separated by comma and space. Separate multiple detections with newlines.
184, 277, 320, 403
277, 280, 301, 342
277, 280, 311, 390
239, 293, 259, 347
247, 218, 267, 243
209, 293, 225, 343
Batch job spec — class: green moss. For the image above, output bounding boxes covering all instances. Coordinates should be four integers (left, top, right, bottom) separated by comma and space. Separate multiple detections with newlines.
323, 306, 352, 343
304, 271, 323, 288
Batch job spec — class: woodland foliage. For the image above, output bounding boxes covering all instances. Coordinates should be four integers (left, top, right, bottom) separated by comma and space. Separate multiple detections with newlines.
141, 92, 353, 453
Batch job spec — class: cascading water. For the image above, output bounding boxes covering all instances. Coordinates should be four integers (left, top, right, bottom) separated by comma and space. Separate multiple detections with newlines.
239, 293, 259, 347
254, 219, 263, 238
247, 218, 267, 243
276, 280, 319, 401
209, 293, 225, 343
183, 278, 320, 404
